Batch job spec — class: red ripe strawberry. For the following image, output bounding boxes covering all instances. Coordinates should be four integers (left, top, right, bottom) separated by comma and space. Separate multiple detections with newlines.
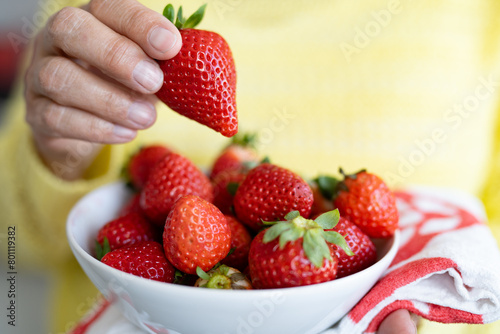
248, 210, 352, 289
156, 4, 237, 137
119, 193, 144, 216
211, 133, 259, 214
326, 217, 377, 278
233, 163, 314, 231
95, 212, 156, 260
221, 215, 252, 271
127, 144, 172, 190
212, 170, 246, 215
163, 195, 231, 274
309, 180, 335, 217
101, 241, 176, 283
210, 133, 258, 179
333, 169, 399, 238
140, 152, 213, 225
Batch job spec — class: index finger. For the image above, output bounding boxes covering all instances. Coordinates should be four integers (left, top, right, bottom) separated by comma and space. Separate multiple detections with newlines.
87, 0, 182, 60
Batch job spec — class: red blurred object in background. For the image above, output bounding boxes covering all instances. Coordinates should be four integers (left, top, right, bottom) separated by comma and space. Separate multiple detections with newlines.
0, 27, 24, 98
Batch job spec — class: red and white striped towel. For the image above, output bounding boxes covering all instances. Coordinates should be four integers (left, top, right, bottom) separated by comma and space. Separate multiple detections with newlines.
326, 187, 500, 333
69, 187, 500, 334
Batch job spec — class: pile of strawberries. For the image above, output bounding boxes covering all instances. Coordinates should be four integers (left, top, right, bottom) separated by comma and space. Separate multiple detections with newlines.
93, 3, 398, 290
95, 134, 399, 290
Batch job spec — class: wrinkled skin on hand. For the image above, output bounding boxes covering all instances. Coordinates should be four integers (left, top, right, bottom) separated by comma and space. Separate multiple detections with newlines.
24, 0, 182, 180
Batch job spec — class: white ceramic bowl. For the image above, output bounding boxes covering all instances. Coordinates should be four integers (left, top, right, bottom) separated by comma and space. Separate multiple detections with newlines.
67, 182, 400, 334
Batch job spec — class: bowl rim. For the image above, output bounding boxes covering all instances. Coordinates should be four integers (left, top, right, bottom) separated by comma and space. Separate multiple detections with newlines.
66, 182, 400, 298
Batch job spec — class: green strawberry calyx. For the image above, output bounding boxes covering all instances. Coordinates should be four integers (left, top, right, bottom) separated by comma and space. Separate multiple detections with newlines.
163, 3, 207, 29
95, 237, 111, 261
263, 210, 354, 268
196, 265, 251, 289
231, 132, 258, 149
313, 167, 367, 200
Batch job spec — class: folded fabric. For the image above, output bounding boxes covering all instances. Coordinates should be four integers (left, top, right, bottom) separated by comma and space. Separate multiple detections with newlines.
68, 187, 500, 334
326, 186, 500, 334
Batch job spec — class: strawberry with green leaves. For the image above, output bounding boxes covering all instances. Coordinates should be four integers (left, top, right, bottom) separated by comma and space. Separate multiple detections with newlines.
333, 169, 398, 238
156, 4, 237, 137
248, 210, 353, 289
140, 152, 213, 225
233, 163, 314, 231
325, 216, 377, 278
163, 195, 231, 274
95, 212, 156, 260
313, 169, 399, 238
101, 241, 176, 283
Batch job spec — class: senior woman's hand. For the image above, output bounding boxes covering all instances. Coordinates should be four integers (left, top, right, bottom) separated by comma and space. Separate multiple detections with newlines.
24, 0, 182, 180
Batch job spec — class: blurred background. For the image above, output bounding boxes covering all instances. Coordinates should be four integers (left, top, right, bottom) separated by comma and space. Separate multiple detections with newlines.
0, 0, 38, 121
1, 2, 52, 334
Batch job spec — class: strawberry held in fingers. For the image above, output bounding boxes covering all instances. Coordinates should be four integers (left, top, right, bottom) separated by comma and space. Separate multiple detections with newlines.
249, 210, 353, 289
101, 241, 176, 283
163, 195, 231, 274
140, 152, 213, 225
233, 163, 314, 231
333, 169, 399, 238
156, 4, 238, 137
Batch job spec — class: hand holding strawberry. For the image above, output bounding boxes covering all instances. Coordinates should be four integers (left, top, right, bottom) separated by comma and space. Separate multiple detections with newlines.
156, 4, 238, 137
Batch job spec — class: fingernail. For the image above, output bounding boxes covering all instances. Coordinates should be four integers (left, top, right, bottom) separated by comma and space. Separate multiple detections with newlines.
149, 27, 177, 53
128, 101, 156, 128
113, 125, 136, 141
133, 60, 163, 92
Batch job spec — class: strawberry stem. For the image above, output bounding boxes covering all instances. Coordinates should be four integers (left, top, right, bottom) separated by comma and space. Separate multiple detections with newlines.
231, 132, 257, 148
313, 175, 340, 200
263, 210, 351, 268
206, 274, 232, 289
163, 3, 207, 29
163, 4, 175, 22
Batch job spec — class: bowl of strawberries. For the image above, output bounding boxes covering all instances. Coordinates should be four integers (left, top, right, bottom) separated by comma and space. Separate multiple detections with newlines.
66, 136, 400, 334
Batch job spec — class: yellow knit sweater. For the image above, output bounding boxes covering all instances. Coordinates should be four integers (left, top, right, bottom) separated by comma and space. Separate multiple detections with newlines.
1, 0, 500, 333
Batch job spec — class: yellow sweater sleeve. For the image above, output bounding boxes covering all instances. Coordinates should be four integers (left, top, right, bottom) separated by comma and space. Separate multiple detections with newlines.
0, 84, 129, 266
